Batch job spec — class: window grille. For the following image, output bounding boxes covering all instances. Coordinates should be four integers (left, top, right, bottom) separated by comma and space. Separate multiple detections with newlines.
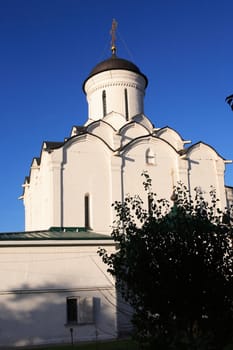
66, 297, 94, 325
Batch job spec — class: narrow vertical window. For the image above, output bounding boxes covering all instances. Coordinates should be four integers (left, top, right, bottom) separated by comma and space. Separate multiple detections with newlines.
84, 194, 90, 229
124, 88, 129, 121
67, 298, 77, 324
146, 148, 156, 165
102, 90, 107, 117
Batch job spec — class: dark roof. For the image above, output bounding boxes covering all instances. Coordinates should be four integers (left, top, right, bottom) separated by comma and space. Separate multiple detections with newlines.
43, 141, 64, 151
0, 227, 113, 241
72, 126, 88, 135
34, 157, 41, 166
25, 176, 30, 184
90, 56, 141, 75
83, 55, 148, 90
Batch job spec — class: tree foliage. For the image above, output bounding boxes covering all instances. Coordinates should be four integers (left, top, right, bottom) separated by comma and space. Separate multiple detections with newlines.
226, 94, 233, 111
99, 173, 233, 349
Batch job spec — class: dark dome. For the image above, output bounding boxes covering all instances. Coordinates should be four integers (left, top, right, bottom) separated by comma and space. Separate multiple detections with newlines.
90, 56, 141, 75
83, 55, 148, 90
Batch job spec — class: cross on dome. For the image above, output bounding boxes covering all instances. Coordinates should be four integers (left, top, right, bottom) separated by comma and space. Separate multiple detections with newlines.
110, 18, 118, 56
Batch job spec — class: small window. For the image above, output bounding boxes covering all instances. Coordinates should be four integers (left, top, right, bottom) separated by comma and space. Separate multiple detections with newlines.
67, 298, 77, 324
102, 90, 107, 117
84, 194, 90, 229
146, 148, 156, 165
124, 88, 129, 121
66, 297, 94, 325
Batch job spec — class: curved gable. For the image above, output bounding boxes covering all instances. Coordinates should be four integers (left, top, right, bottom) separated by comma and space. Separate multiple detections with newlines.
86, 119, 117, 149
132, 113, 154, 132
157, 127, 185, 151
119, 121, 150, 147
118, 136, 179, 203
63, 131, 114, 154
102, 111, 126, 130
121, 135, 178, 157
186, 142, 224, 161
186, 142, 227, 209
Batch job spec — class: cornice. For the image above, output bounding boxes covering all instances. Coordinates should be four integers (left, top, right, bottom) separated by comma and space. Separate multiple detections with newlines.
86, 80, 144, 94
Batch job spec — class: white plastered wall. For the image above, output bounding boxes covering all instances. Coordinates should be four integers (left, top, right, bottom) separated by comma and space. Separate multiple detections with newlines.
121, 137, 180, 203
61, 135, 113, 233
24, 151, 54, 231
0, 242, 117, 347
186, 143, 227, 209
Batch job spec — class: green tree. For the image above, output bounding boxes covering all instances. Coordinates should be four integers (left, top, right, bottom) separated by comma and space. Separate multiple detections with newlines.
99, 173, 233, 350
226, 94, 233, 111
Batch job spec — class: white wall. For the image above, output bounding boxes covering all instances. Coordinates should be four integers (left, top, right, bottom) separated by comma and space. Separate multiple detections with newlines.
23, 119, 228, 234
187, 144, 227, 209
0, 241, 117, 347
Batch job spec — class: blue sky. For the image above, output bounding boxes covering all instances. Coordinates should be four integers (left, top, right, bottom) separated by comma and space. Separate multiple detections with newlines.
0, 0, 232, 232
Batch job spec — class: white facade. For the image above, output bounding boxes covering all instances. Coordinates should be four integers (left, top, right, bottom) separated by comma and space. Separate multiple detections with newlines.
22, 53, 231, 233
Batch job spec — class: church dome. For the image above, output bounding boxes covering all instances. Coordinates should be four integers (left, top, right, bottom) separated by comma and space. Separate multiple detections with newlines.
84, 55, 148, 88
83, 50, 148, 122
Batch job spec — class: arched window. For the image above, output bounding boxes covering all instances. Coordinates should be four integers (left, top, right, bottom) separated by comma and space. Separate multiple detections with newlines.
84, 194, 90, 229
102, 90, 107, 117
124, 88, 129, 121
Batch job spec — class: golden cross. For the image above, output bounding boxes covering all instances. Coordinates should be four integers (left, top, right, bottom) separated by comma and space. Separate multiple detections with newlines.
110, 18, 118, 55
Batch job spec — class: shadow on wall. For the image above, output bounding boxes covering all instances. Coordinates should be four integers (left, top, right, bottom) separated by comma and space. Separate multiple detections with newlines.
0, 282, 117, 347
116, 290, 134, 338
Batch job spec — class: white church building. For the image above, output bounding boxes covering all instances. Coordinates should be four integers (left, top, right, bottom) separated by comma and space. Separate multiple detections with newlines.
0, 33, 232, 346
21, 48, 232, 234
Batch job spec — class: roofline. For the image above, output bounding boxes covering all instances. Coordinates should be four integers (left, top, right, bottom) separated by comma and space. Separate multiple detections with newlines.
183, 141, 228, 160
156, 125, 186, 141
118, 134, 179, 155
0, 239, 115, 248
0, 228, 114, 246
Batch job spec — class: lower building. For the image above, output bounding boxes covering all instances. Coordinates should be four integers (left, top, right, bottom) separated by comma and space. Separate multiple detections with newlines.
0, 229, 126, 347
